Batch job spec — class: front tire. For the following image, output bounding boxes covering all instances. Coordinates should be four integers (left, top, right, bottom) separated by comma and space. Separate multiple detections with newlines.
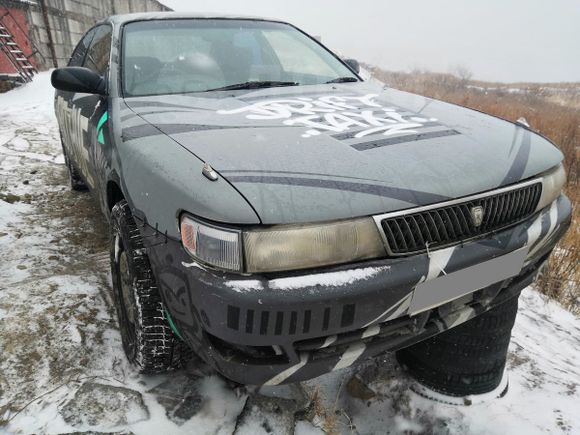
110, 199, 188, 373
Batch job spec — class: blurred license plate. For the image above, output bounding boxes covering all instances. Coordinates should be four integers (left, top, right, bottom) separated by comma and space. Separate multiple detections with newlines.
408, 247, 528, 315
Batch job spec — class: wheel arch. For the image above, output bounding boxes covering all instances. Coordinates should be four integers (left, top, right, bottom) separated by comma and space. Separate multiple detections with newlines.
107, 178, 125, 211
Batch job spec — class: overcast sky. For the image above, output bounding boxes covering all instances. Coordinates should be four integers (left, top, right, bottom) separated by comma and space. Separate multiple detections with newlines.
160, 0, 580, 83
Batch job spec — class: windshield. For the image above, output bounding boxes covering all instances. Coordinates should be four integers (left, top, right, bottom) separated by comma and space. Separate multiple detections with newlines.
121, 19, 359, 97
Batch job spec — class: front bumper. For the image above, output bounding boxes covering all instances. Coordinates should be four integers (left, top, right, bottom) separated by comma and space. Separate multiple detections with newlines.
145, 195, 571, 385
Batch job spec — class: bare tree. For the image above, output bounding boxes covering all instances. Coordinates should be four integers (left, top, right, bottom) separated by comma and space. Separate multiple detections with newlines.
452, 65, 473, 86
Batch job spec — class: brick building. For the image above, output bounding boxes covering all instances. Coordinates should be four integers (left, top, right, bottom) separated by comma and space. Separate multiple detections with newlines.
0, 0, 170, 83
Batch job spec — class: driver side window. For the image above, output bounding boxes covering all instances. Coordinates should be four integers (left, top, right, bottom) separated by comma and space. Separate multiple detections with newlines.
83, 25, 112, 77
68, 28, 96, 67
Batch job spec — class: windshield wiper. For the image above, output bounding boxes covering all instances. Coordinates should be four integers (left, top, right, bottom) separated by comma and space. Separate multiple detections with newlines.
206, 81, 299, 92
325, 76, 359, 84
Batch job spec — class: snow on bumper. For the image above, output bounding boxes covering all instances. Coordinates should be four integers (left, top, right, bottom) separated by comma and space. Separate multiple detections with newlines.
145, 194, 571, 385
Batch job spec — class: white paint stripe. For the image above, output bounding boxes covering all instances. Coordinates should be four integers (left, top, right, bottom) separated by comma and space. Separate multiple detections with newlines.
263, 353, 309, 386
384, 293, 413, 322
361, 324, 381, 339
320, 335, 337, 349
526, 213, 543, 247
528, 201, 558, 258
447, 307, 476, 328
426, 246, 456, 281
362, 293, 411, 327
547, 201, 559, 235
333, 342, 366, 371
114, 234, 121, 262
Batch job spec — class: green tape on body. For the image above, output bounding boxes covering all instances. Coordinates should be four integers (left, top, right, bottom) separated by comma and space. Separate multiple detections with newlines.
165, 309, 183, 340
97, 111, 108, 144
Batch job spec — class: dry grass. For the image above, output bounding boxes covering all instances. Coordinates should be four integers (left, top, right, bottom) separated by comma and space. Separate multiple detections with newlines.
308, 388, 340, 435
371, 68, 579, 314
306, 382, 359, 435
538, 189, 579, 314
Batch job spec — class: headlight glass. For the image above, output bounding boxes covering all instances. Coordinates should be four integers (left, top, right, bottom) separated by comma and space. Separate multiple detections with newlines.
180, 215, 241, 271
243, 218, 386, 273
536, 164, 566, 211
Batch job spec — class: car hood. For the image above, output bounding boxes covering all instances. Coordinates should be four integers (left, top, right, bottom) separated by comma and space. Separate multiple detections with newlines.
123, 82, 563, 224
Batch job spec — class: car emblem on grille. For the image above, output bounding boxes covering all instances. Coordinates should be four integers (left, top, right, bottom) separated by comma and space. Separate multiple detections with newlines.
470, 206, 484, 227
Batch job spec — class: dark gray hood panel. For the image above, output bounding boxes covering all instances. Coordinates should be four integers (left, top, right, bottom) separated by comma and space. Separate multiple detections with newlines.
124, 83, 563, 224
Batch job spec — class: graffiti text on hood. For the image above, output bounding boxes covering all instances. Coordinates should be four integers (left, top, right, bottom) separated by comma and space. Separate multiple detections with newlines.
217, 94, 440, 138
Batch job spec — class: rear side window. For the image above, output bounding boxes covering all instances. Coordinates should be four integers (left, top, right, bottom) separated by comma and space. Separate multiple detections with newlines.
68, 28, 96, 67
83, 25, 112, 76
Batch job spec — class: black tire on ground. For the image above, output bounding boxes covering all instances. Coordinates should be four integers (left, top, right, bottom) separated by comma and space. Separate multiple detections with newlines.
397, 295, 519, 396
60, 141, 87, 191
110, 199, 189, 373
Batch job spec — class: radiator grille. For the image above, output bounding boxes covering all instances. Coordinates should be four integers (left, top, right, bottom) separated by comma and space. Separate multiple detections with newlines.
381, 182, 542, 255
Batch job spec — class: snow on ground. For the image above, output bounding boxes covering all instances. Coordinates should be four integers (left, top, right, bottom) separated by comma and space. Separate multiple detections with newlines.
1, 72, 579, 435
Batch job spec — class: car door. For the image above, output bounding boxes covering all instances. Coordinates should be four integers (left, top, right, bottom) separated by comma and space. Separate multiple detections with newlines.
75, 24, 112, 192
55, 27, 96, 180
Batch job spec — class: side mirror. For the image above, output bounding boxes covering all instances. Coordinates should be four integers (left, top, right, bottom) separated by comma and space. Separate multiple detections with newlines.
51, 67, 107, 95
344, 58, 361, 74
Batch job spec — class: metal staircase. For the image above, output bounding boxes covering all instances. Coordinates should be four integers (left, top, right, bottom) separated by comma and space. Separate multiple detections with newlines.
0, 9, 38, 83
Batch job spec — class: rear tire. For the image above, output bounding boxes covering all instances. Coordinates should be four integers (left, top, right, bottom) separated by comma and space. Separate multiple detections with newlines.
397, 295, 519, 396
60, 141, 87, 191
110, 199, 189, 373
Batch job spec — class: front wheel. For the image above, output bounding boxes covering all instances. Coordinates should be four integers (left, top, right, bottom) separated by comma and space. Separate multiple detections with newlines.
110, 199, 189, 373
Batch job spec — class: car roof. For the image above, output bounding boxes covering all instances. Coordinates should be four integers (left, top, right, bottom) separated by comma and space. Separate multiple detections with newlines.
104, 11, 287, 26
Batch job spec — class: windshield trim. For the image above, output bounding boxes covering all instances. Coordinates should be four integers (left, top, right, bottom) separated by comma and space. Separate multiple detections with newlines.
119, 17, 361, 99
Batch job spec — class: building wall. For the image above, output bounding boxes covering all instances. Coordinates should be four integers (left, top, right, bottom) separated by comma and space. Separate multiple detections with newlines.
0, 5, 35, 75
0, 0, 171, 73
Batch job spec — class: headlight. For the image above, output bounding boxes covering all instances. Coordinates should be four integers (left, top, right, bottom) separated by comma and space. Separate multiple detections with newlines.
536, 164, 566, 211
243, 218, 386, 273
181, 215, 386, 273
180, 215, 242, 271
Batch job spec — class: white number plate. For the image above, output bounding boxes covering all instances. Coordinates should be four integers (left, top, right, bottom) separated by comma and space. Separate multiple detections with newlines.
408, 247, 528, 315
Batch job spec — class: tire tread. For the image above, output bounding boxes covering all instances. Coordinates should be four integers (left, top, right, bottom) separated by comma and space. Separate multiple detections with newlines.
397, 295, 519, 396
111, 200, 190, 374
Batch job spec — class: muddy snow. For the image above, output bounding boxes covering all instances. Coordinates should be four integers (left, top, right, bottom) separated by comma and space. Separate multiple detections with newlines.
1, 72, 579, 434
